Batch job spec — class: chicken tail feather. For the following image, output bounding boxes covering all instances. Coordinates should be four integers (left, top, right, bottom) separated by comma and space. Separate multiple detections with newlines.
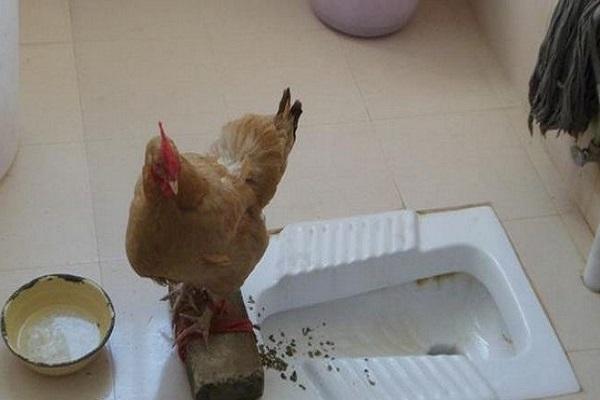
277, 87, 292, 116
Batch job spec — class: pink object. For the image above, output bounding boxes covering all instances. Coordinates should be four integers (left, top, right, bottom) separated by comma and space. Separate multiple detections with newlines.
311, 0, 420, 38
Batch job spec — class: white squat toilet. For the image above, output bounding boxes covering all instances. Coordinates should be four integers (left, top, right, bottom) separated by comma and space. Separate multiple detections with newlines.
242, 206, 579, 400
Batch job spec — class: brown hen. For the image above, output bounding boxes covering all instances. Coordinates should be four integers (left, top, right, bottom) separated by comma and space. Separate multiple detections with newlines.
125, 89, 302, 348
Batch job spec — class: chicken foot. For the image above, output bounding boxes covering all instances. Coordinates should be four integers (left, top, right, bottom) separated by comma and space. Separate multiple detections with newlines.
175, 308, 214, 349
161, 282, 204, 321
166, 286, 255, 360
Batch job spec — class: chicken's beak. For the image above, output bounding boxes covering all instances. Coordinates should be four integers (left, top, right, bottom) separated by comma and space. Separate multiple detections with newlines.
168, 180, 178, 195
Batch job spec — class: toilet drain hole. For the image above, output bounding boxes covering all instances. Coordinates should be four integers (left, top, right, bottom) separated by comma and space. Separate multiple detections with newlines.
426, 344, 459, 356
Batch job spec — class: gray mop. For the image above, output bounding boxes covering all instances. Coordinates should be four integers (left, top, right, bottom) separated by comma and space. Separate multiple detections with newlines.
530, 0, 600, 292
529, 0, 600, 142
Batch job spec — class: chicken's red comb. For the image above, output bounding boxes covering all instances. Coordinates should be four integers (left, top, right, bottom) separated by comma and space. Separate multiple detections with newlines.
158, 121, 180, 177
159, 121, 169, 141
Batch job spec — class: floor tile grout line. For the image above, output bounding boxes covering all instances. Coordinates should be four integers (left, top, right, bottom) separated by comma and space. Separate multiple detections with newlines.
367, 104, 522, 124
67, 26, 328, 45
18, 139, 85, 148
340, 36, 373, 123
368, 105, 552, 220
20, 40, 74, 47
99, 257, 129, 265
514, 127, 596, 252
391, 178, 408, 210
508, 119, 567, 222
81, 130, 217, 145
299, 107, 522, 134
504, 110, 587, 225
68, 3, 117, 398
478, 98, 573, 225
67, 1, 103, 272
97, 260, 117, 400
369, 121, 408, 208
558, 214, 590, 266
568, 348, 600, 354
18, 37, 85, 148
558, 211, 595, 263
466, 1, 524, 111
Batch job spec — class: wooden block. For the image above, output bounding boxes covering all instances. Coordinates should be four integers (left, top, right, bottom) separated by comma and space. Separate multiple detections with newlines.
174, 291, 264, 400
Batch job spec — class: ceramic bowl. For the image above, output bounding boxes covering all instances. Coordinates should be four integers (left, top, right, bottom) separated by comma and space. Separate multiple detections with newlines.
1, 274, 115, 376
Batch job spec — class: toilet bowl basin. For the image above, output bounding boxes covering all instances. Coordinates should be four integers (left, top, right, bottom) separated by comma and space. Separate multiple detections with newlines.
242, 206, 579, 400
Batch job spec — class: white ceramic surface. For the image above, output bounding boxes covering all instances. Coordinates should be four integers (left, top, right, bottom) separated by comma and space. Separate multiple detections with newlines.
243, 206, 580, 400
0, 0, 19, 179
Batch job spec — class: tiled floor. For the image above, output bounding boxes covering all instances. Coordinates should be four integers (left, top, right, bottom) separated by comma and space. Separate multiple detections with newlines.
2, 0, 599, 398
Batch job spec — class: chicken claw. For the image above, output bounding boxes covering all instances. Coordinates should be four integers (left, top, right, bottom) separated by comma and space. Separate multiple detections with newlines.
162, 283, 204, 323
175, 309, 214, 350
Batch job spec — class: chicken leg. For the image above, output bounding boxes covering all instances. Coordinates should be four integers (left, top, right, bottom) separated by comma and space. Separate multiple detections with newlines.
162, 283, 203, 319
175, 307, 214, 349
170, 288, 255, 359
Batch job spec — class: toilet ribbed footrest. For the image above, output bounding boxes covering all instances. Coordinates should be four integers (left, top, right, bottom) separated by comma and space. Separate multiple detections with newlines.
280, 210, 418, 275
301, 355, 497, 400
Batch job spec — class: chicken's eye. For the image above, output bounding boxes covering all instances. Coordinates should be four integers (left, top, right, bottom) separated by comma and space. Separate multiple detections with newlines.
152, 162, 166, 178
